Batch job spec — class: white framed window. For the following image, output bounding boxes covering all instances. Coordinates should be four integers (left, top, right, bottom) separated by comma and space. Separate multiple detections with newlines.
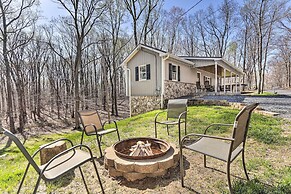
135, 64, 150, 81
139, 65, 147, 80
169, 63, 180, 81
172, 65, 177, 81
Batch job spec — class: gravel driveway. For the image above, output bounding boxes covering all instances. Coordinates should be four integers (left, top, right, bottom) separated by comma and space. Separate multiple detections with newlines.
199, 89, 291, 119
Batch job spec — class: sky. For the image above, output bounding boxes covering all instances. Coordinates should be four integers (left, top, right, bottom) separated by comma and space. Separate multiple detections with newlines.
39, 0, 225, 23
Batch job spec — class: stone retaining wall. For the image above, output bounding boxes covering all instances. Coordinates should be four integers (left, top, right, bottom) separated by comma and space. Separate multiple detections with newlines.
131, 96, 161, 116
164, 80, 196, 99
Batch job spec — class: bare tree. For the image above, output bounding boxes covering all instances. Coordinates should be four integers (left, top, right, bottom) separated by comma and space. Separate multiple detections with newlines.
54, 0, 105, 128
0, 0, 38, 140
242, 0, 288, 93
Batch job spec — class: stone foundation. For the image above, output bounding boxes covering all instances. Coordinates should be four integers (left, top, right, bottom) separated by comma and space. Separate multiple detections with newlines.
164, 80, 196, 99
131, 96, 161, 116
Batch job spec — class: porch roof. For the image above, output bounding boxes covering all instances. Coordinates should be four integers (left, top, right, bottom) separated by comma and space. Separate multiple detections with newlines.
180, 56, 244, 76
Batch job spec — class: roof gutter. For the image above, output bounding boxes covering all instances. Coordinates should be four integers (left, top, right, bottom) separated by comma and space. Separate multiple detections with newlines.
161, 54, 170, 109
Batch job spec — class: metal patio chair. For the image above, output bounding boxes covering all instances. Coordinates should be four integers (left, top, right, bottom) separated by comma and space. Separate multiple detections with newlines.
78, 110, 120, 157
0, 127, 104, 194
180, 103, 259, 193
154, 99, 188, 143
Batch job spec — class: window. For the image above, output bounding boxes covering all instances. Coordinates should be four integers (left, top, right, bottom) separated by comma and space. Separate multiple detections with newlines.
139, 65, 147, 80
172, 65, 177, 80
197, 72, 201, 82
169, 63, 180, 81
135, 64, 150, 81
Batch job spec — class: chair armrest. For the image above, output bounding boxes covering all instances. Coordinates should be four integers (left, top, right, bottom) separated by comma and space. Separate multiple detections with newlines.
103, 120, 118, 129
83, 124, 99, 134
204, 123, 233, 134
154, 110, 167, 122
181, 133, 234, 146
32, 138, 74, 158
178, 111, 187, 121
40, 144, 94, 172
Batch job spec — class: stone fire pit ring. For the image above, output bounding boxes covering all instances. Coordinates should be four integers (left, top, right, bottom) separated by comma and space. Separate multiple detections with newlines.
104, 137, 180, 182
113, 137, 171, 160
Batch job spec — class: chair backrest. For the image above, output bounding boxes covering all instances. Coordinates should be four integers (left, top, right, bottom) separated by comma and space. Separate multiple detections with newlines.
78, 110, 103, 133
0, 127, 40, 173
231, 103, 259, 151
167, 99, 188, 119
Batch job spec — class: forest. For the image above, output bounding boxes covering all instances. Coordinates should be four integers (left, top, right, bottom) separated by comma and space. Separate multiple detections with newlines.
0, 0, 290, 135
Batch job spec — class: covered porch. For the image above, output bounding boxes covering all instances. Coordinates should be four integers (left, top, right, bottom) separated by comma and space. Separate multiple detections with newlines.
182, 57, 244, 94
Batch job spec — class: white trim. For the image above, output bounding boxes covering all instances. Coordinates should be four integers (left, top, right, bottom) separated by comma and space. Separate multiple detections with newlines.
161, 54, 170, 109
215, 62, 218, 93
171, 64, 178, 81
160, 53, 195, 67
139, 64, 147, 81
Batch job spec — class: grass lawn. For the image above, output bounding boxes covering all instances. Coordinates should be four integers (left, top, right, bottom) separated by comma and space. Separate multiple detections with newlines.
248, 91, 278, 96
0, 105, 290, 193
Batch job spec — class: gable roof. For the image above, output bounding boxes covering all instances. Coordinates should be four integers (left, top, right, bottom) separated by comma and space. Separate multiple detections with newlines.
121, 44, 165, 66
121, 44, 195, 67
121, 45, 242, 74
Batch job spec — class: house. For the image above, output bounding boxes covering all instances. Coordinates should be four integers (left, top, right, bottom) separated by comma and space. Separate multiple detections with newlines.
121, 44, 244, 116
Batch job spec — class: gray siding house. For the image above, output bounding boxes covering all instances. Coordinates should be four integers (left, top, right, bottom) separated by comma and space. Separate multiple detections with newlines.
121, 44, 243, 116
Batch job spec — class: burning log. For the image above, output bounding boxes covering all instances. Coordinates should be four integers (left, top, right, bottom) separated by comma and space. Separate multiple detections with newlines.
129, 141, 153, 156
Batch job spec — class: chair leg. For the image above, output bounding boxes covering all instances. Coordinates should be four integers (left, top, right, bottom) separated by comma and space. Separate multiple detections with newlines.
80, 131, 85, 145
178, 124, 181, 144
184, 119, 187, 135
154, 122, 158, 138
116, 129, 120, 141
166, 125, 169, 135
79, 167, 89, 193
227, 162, 233, 194
180, 146, 185, 187
33, 175, 42, 194
242, 150, 249, 180
17, 163, 30, 194
92, 158, 105, 194
96, 135, 103, 158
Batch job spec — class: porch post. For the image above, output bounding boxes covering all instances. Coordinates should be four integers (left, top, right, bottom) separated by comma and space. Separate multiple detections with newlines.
224, 68, 226, 93
230, 72, 233, 93
239, 75, 241, 92
215, 61, 218, 93
235, 74, 238, 93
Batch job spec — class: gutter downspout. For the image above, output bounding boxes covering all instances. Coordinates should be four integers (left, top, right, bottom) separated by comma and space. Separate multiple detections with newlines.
125, 66, 131, 117
161, 54, 170, 109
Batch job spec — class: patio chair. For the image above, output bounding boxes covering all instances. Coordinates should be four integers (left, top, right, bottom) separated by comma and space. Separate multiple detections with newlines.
154, 99, 188, 143
78, 110, 120, 157
0, 127, 104, 194
180, 103, 259, 193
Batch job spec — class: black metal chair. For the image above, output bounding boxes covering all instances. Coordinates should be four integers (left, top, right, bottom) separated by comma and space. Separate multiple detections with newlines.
78, 110, 120, 157
180, 103, 259, 193
0, 127, 104, 194
154, 99, 188, 143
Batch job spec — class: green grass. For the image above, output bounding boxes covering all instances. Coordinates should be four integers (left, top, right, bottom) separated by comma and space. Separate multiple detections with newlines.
0, 105, 290, 193
249, 91, 278, 96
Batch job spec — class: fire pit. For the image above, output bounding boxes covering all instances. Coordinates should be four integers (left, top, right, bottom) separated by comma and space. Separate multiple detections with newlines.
104, 137, 179, 181
114, 137, 171, 160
